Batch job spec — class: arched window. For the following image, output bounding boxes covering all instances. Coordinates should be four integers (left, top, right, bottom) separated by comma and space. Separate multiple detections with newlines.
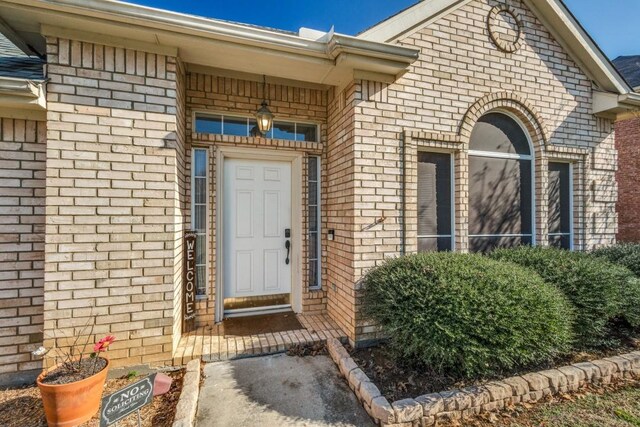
469, 112, 534, 252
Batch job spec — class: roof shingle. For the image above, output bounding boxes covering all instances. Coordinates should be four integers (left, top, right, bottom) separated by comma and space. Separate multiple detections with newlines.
0, 33, 45, 80
613, 55, 640, 89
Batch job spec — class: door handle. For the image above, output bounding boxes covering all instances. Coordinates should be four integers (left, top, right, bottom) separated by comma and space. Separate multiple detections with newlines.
285, 240, 291, 265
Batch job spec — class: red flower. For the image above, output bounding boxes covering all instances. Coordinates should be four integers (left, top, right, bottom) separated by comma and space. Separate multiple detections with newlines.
94, 335, 116, 353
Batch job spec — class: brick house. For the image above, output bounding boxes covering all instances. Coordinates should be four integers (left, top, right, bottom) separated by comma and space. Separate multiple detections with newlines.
1, 0, 639, 383
613, 55, 640, 242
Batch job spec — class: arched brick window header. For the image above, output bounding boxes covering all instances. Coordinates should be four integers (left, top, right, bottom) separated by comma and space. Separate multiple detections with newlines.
459, 92, 550, 155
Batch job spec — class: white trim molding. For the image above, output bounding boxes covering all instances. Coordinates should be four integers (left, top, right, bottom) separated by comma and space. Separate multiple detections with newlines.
214, 145, 303, 323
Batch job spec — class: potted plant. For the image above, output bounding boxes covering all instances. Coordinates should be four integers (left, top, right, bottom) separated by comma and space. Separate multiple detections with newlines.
33, 333, 115, 427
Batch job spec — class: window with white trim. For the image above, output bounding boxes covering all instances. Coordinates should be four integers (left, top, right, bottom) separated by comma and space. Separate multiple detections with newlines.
195, 112, 318, 142
192, 148, 208, 296
469, 112, 534, 253
417, 152, 455, 252
308, 156, 321, 290
548, 162, 573, 250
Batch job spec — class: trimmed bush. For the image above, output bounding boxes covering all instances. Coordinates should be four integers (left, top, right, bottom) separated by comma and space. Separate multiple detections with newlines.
361, 252, 573, 377
490, 246, 640, 347
592, 243, 640, 277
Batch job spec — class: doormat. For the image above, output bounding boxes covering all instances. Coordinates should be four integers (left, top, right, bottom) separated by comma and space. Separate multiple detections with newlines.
223, 312, 303, 337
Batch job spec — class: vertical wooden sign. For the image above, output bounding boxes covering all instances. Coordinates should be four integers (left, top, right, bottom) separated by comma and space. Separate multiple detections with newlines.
183, 230, 197, 333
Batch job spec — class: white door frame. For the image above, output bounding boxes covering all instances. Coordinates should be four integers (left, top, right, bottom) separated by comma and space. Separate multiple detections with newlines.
215, 145, 303, 323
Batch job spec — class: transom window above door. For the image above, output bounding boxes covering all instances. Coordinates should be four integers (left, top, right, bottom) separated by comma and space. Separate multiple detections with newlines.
468, 112, 534, 253
195, 112, 318, 142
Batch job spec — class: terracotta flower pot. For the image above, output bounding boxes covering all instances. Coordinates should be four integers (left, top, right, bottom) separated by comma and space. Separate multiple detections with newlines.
37, 358, 109, 427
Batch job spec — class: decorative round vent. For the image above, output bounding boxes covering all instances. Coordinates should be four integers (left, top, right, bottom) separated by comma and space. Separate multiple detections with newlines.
488, 6, 523, 53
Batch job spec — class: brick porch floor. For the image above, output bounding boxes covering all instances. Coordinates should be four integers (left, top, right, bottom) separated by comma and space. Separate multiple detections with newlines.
173, 313, 347, 365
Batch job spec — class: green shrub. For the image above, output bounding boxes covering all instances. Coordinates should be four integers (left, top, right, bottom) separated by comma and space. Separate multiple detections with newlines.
490, 246, 640, 347
361, 252, 573, 377
592, 243, 640, 277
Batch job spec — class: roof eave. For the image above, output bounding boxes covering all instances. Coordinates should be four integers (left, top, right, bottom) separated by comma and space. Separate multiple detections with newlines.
1, 0, 418, 86
593, 90, 640, 120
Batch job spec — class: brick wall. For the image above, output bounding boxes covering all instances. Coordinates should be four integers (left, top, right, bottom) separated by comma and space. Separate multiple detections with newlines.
325, 84, 358, 342
347, 0, 618, 343
0, 118, 46, 379
43, 37, 186, 368
616, 116, 640, 242
185, 73, 329, 324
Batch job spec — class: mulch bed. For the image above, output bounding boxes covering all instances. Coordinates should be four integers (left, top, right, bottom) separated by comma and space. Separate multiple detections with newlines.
352, 335, 640, 402
0, 369, 184, 427
286, 341, 327, 357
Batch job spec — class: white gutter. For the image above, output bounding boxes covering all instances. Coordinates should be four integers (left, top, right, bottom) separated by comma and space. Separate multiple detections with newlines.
0, 76, 46, 109
0, 76, 41, 96
329, 34, 418, 64
619, 92, 640, 107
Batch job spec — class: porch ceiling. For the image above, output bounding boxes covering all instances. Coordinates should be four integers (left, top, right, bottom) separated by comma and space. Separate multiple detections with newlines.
0, 0, 419, 88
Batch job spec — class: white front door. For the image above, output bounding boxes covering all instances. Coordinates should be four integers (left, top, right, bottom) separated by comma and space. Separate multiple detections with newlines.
223, 159, 292, 302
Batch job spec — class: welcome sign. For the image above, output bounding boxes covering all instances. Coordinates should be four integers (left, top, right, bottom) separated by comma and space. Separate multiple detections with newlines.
183, 230, 197, 332
100, 374, 156, 426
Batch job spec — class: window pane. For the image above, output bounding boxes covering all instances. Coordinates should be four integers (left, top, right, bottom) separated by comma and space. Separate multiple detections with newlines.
308, 207, 318, 232
549, 235, 571, 250
196, 265, 206, 296
194, 150, 207, 177
308, 184, 318, 206
548, 163, 571, 235
418, 152, 452, 237
194, 178, 206, 204
470, 112, 530, 155
469, 157, 532, 236
308, 260, 318, 289
418, 237, 452, 252
470, 235, 532, 253
308, 233, 318, 259
296, 123, 318, 142
195, 115, 222, 134
249, 119, 262, 137
194, 205, 206, 232
196, 234, 206, 265
273, 121, 296, 140
308, 157, 318, 181
224, 116, 249, 137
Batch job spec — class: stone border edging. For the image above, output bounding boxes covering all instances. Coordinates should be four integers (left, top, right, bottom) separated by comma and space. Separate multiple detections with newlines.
172, 359, 201, 427
326, 338, 640, 427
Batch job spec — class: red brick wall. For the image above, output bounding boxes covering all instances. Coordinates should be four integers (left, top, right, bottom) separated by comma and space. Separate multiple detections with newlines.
616, 116, 640, 242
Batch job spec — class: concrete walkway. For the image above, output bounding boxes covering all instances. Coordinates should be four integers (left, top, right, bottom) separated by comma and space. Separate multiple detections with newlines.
196, 353, 374, 427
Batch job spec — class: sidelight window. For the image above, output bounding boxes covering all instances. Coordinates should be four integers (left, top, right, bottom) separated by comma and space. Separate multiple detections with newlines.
192, 148, 208, 296
308, 156, 321, 290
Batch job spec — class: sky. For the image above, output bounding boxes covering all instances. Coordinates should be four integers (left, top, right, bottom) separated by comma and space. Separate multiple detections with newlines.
132, 0, 640, 60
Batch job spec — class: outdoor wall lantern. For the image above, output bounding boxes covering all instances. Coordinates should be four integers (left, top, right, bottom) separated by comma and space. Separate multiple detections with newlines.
256, 75, 274, 135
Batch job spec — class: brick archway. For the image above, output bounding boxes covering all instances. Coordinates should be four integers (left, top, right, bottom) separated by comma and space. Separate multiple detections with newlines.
459, 92, 550, 156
